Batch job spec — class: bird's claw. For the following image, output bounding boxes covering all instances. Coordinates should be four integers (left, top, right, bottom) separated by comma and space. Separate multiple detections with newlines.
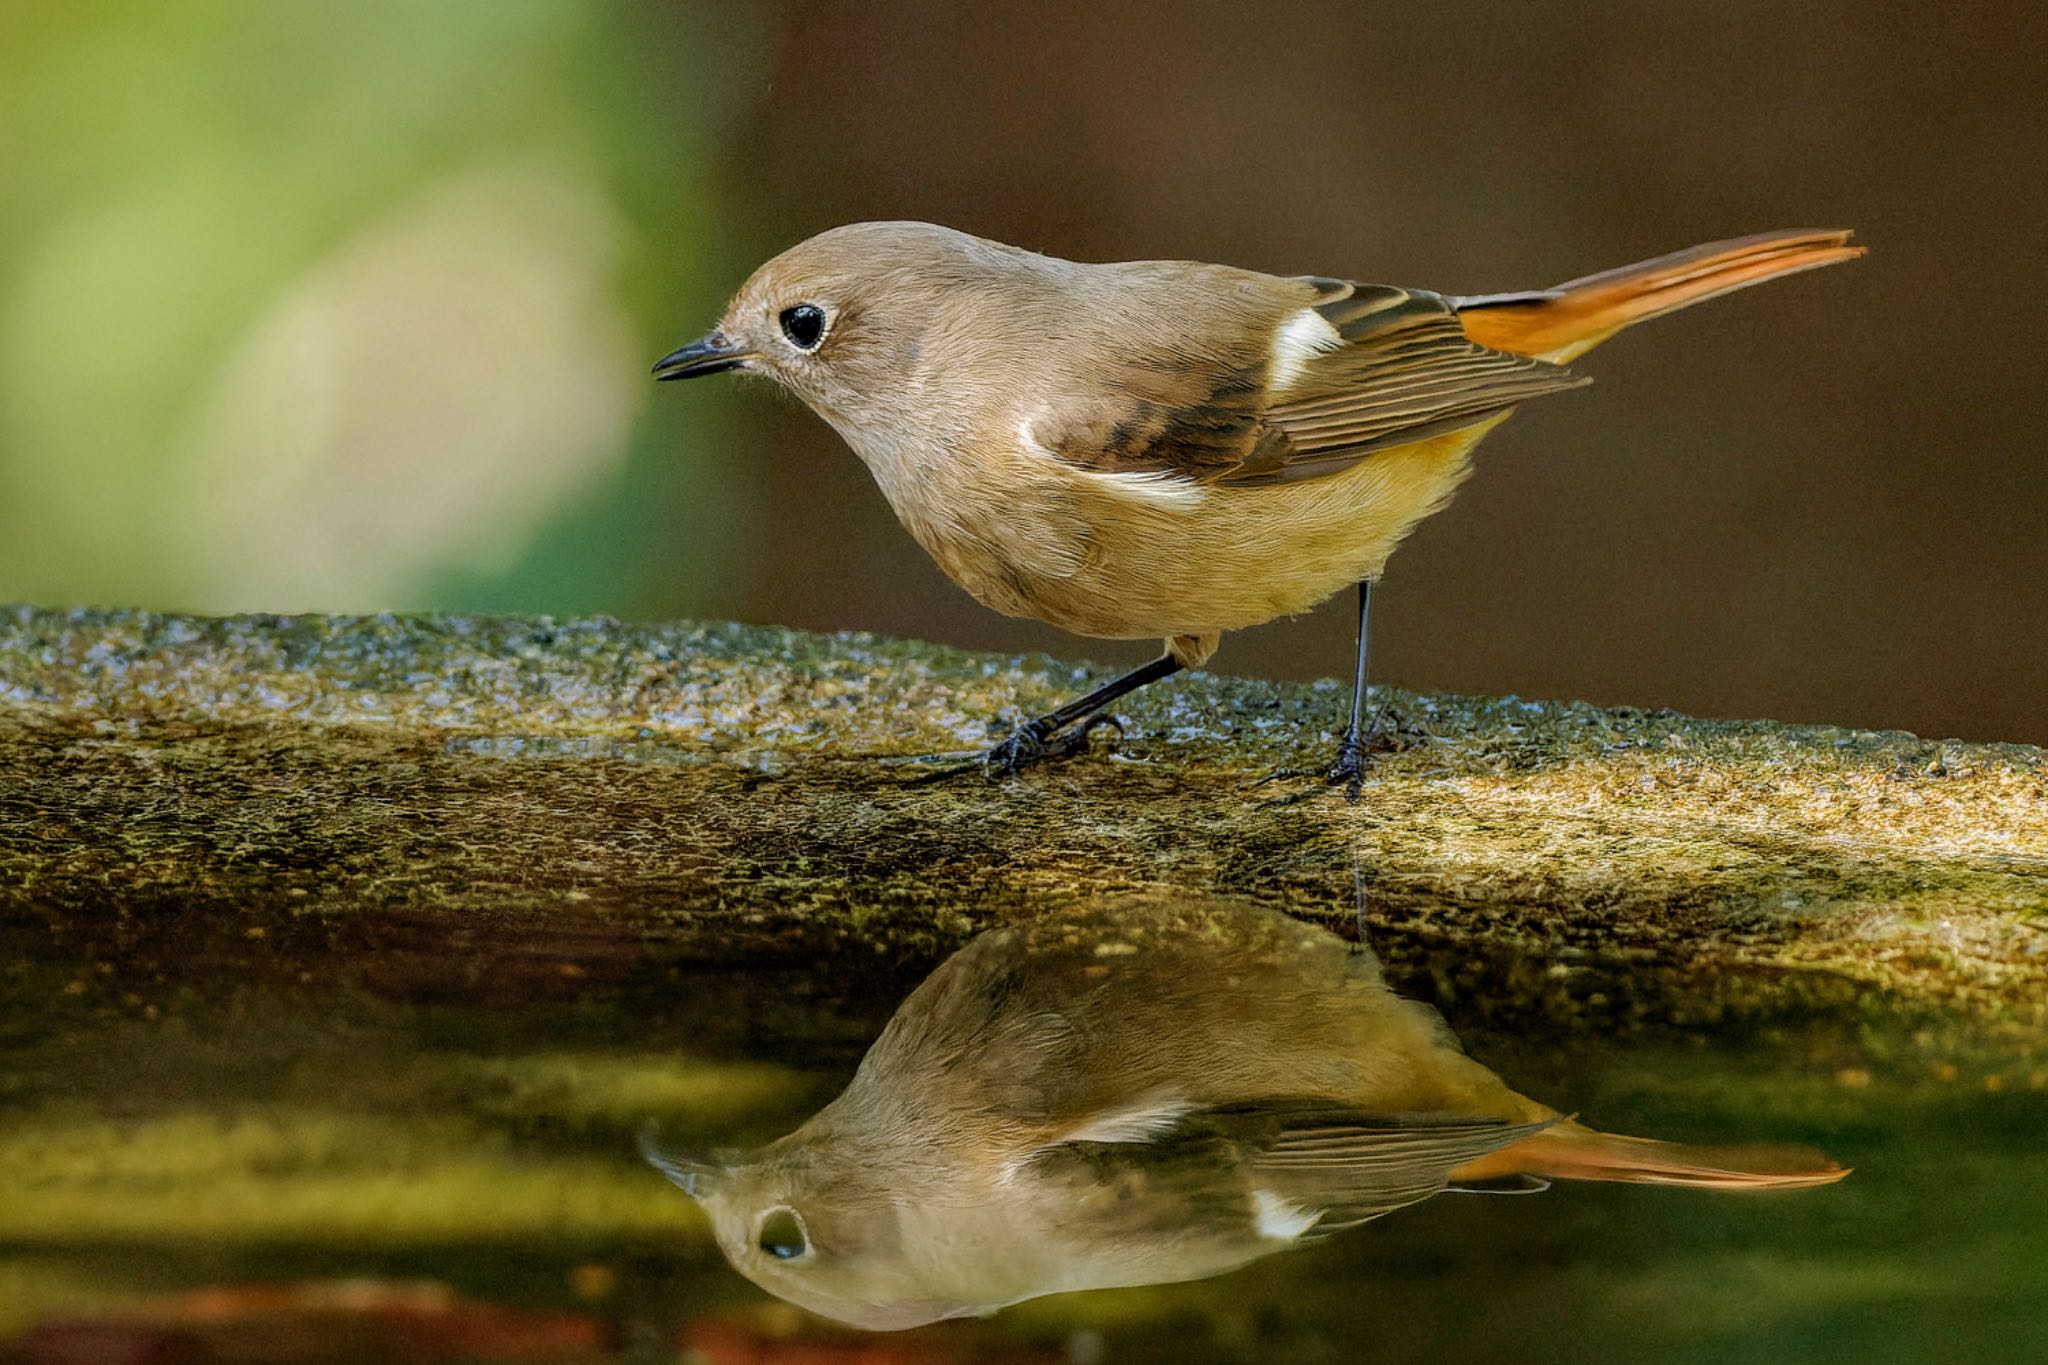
1326, 736, 1372, 801
1249, 706, 1425, 804
984, 713, 1124, 776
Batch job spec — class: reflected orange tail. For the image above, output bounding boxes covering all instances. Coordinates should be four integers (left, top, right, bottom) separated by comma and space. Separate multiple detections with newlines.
1449, 1121, 1849, 1190
1454, 229, 1863, 362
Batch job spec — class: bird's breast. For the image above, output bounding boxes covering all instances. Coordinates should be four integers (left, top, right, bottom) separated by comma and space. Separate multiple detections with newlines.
838, 422, 1091, 616
841, 418, 1497, 644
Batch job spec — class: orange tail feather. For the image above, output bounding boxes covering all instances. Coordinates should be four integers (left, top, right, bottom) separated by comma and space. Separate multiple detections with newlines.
1454, 229, 1864, 361
1449, 1121, 1850, 1191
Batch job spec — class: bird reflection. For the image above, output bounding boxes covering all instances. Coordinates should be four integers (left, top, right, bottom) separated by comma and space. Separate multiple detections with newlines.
643, 895, 1845, 1330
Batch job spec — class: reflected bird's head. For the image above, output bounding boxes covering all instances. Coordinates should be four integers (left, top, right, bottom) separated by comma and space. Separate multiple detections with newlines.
640, 1125, 964, 1331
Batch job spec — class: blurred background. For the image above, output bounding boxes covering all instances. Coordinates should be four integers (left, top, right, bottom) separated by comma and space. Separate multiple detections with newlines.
2, 1, 2042, 742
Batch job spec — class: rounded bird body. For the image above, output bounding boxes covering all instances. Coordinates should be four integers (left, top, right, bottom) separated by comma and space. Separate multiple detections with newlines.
642, 896, 1847, 1330
657, 221, 1860, 773
911, 412, 1503, 669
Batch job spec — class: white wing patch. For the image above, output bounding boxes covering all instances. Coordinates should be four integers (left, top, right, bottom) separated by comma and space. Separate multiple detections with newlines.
1016, 411, 1207, 512
1268, 309, 1343, 392
1063, 1096, 1195, 1144
1083, 468, 1208, 512
1252, 1189, 1322, 1242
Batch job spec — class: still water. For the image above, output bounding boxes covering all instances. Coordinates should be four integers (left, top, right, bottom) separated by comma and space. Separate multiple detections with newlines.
2, 890, 2042, 1363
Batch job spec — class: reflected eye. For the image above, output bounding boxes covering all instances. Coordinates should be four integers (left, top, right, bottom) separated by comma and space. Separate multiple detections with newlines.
758, 1207, 809, 1260
778, 304, 826, 352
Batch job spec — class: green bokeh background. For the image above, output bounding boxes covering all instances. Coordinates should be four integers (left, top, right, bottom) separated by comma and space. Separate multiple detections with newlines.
0, 2, 764, 619
4, 3, 2045, 743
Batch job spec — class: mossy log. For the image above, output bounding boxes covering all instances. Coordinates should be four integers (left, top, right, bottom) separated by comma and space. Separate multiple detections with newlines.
2, 607, 2043, 1036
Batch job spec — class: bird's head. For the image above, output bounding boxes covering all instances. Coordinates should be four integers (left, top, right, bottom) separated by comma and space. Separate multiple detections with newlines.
640, 1122, 986, 1331
652, 221, 1052, 442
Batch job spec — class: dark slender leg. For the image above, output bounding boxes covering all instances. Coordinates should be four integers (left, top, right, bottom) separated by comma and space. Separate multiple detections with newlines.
1327, 580, 1375, 797
1250, 579, 1416, 802
985, 653, 1183, 774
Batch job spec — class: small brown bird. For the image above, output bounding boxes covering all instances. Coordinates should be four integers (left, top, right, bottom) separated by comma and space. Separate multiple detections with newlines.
642, 895, 1846, 1330
655, 223, 1861, 788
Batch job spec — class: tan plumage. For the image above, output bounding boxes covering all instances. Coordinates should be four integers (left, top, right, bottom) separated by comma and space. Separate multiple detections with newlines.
656, 222, 1861, 767
644, 895, 1847, 1329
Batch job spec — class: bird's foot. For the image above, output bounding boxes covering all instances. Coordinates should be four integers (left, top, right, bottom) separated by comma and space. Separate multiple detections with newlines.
1325, 734, 1374, 801
1250, 746, 1381, 805
1250, 707, 1425, 804
984, 713, 1124, 776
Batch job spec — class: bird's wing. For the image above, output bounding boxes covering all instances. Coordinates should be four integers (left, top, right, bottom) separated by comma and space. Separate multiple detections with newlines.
1228, 1103, 1557, 1236
1238, 282, 1589, 486
1027, 1099, 1556, 1243
1034, 280, 1586, 489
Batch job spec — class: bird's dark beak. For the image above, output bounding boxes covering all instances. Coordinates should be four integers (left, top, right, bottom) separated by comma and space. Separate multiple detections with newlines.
638, 1122, 725, 1200
651, 331, 751, 381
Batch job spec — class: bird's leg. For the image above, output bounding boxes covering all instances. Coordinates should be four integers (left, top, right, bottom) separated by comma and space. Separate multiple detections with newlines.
985, 653, 1184, 775
1326, 578, 1379, 799
1252, 579, 1417, 802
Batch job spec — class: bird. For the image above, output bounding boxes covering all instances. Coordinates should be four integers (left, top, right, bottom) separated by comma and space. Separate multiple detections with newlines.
654, 223, 1862, 790
641, 894, 1846, 1330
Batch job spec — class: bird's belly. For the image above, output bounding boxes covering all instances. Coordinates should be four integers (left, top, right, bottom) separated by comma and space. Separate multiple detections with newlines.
1031, 423, 1496, 640
877, 421, 1495, 643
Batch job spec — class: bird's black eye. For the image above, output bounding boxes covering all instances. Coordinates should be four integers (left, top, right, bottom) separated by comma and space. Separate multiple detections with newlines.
778, 304, 826, 352
759, 1207, 809, 1260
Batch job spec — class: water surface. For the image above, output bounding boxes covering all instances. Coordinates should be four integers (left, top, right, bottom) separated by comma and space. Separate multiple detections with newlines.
2, 892, 2042, 1364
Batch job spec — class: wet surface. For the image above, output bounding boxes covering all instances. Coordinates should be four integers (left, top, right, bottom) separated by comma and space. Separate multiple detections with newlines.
3, 885, 2044, 1363
3, 608, 2046, 1360
647, 897, 1851, 1332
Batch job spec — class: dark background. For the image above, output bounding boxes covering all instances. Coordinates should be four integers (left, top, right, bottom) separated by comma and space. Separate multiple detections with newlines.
674, 1, 2045, 744
4, 2, 2042, 742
